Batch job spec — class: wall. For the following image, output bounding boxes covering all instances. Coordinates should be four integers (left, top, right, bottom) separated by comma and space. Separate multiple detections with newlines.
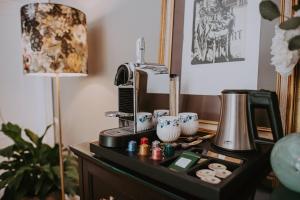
52, 0, 162, 145
0, 0, 162, 147
257, 0, 278, 91
0, 0, 54, 147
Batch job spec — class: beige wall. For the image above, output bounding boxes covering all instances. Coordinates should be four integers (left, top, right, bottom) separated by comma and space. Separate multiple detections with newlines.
55, 0, 162, 145
0, 0, 162, 146
0, 0, 54, 146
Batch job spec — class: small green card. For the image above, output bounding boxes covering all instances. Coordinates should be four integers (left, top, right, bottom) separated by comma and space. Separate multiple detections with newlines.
168, 151, 200, 172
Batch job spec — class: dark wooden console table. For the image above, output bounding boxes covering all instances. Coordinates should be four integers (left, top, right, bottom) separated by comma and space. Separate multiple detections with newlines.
70, 143, 188, 200
70, 142, 273, 200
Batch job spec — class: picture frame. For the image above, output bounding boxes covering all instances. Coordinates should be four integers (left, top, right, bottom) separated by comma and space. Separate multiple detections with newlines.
159, 0, 298, 134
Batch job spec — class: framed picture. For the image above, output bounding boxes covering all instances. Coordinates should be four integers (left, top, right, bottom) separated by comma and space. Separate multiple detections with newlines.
159, 0, 297, 134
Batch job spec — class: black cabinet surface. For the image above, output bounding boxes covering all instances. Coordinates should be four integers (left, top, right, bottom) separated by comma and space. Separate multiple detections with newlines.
70, 142, 271, 200
71, 143, 189, 200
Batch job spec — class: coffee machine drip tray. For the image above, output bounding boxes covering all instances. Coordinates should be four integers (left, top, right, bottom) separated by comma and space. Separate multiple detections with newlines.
99, 127, 156, 148
102, 127, 134, 136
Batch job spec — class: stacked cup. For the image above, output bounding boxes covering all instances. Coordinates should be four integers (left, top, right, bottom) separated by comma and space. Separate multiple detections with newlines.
136, 112, 153, 132
136, 110, 170, 132
153, 109, 170, 126
178, 112, 199, 136
156, 116, 181, 142
156, 112, 199, 143
137, 110, 199, 142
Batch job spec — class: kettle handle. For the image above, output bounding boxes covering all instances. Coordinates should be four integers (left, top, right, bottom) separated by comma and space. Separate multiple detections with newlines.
247, 90, 284, 150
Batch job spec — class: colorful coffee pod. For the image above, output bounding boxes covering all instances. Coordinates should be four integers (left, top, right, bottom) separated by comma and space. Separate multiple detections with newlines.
140, 137, 149, 145
151, 140, 161, 149
196, 169, 216, 178
208, 163, 227, 171
164, 144, 175, 157
215, 169, 232, 179
200, 176, 221, 184
139, 144, 150, 156
151, 147, 163, 160
127, 140, 137, 152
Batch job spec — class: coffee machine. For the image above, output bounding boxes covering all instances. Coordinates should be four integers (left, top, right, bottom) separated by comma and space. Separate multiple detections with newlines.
99, 38, 170, 148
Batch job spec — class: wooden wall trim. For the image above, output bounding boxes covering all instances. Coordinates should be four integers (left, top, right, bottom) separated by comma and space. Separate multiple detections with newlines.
276, 0, 298, 134
159, 0, 167, 65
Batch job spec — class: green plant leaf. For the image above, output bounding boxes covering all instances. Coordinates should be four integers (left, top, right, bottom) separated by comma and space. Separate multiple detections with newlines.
0, 145, 15, 158
46, 144, 59, 165
0, 122, 79, 197
35, 175, 46, 195
7, 166, 31, 189
1, 187, 14, 200
279, 17, 300, 30
25, 129, 39, 145
14, 190, 27, 200
0, 161, 13, 170
0, 171, 14, 181
259, 0, 280, 21
0, 171, 14, 189
0, 180, 8, 189
288, 35, 300, 50
1, 123, 34, 152
38, 124, 52, 147
42, 164, 55, 181
64, 165, 79, 182
1, 123, 23, 143
39, 181, 55, 198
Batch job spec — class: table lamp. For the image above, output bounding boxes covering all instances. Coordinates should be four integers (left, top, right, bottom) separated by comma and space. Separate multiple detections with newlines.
20, 3, 88, 199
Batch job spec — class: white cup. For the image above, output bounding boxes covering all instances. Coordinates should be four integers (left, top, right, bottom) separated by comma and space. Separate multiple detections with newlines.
156, 116, 181, 142
136, 112, 153, 132
178, 112, 199, 136
153, 109, 169, 126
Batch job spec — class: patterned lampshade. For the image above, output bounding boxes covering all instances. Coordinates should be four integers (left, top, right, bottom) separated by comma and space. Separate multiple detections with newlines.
21, 3, 88, 77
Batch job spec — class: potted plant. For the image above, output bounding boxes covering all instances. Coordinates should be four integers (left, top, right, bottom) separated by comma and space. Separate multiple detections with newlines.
0, 122, 79, 200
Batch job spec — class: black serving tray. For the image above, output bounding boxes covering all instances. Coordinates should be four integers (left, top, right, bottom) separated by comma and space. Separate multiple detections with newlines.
90, 138, 272, 200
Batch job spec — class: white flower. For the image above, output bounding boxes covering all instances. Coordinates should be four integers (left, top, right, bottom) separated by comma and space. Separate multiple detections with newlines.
61, 5, 72, 15
72, 25, 87, 44
52, 16, 69, 37
22, 34, 33, 54
30, 52, 53, 72
25, 4, 36, 20
271, 25, 300, 76
38, 4, 53, 13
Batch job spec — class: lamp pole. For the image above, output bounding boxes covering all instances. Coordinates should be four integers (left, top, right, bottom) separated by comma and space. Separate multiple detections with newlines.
53, 74, 65, 200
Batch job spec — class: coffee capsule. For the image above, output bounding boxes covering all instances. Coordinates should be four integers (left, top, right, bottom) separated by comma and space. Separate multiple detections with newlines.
139, 144, 150, 156
208, 163, 227, 171
140, 137, 149, 145
151, 147, 163, 160
164, 144, 175, 157
127, 140, 137, 152
151, 140, 161, 149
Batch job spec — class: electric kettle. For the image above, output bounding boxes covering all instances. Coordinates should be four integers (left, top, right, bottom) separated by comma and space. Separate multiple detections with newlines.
213, 90, 284, 151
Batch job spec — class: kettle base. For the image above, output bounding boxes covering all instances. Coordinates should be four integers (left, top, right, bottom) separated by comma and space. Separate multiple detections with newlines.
211, 143, 256, 153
